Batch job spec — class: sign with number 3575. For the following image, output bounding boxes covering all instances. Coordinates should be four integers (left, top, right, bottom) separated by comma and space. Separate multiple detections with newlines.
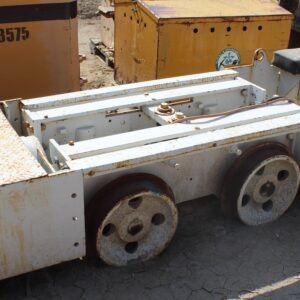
0, 27, 30, 43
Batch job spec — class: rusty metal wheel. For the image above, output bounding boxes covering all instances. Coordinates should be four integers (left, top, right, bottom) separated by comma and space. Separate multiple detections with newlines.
86, 173, 178, 266
221, 142, 300, 225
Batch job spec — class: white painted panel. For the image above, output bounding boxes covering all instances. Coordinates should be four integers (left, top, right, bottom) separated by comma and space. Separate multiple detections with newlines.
0, 171, 85, 280
67, 110, 300, 176
22, 70, 238, 110
25, 79, 249, 122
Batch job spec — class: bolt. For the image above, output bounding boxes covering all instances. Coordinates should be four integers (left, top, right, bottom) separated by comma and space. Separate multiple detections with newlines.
171, 112, 186, 122
44, 115, 48, 119
175, 112, 185, 119
174, 163, 181, 170
160, 102, 169, 109
157, 102, 172, 114
230, 145, 242, 156
287, 133, 295, 141
169, 160, 181, 170
68, 140, 75, 146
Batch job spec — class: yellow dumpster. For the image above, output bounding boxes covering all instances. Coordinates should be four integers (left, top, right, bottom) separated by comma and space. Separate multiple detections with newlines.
0, 0, 80, 100
114, 0, 292, 83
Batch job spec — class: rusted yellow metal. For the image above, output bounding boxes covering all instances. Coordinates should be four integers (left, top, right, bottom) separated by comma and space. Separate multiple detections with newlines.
115, 0, 292, 84
0, 0, 80, 100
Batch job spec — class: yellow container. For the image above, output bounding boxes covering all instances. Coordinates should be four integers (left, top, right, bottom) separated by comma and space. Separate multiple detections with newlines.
0, 0, 80, 100
115, 0, 292, 83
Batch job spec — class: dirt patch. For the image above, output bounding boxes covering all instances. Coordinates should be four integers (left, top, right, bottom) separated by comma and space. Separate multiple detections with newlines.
79, 18, 115, 90
78, 0, 102, 19
78, 0, 115, 89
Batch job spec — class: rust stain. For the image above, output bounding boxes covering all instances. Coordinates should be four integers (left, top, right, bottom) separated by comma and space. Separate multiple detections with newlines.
116, 160, 130, 168
24, 122, 31, 129
41, 123, 47, 131
10, 190, 24, 214
15, 226, 26, 271
1, 252, 8, 275
88, 170, 96, 177
133, 56, 144, 64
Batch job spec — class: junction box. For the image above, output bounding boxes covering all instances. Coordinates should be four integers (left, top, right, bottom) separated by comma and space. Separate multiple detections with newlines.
114, 0, 292, 83
0, 0, 80, 100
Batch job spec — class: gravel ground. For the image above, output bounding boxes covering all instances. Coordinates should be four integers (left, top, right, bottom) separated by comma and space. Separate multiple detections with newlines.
79, 18, 114, 89
77, 0, 102, 19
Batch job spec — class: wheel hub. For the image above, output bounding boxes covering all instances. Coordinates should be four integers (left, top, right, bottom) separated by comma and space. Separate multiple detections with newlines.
118, 211, 150, 242
128, 219, 143, 236
252, 174, 278, 204
237, 155, 300, 225
259, 181, 275, 198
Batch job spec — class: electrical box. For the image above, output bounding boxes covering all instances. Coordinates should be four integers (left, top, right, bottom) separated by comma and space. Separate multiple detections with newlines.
0, 0, 80, 100
114, 0, 292, 84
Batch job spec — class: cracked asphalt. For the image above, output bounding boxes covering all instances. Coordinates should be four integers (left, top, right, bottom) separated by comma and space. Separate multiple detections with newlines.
1, 196, 300, 300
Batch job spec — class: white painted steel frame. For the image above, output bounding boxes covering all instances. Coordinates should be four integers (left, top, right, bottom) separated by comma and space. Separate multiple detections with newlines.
22, 70, 266, 151
61, 103, 300, 177
2, 67, 300, 281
